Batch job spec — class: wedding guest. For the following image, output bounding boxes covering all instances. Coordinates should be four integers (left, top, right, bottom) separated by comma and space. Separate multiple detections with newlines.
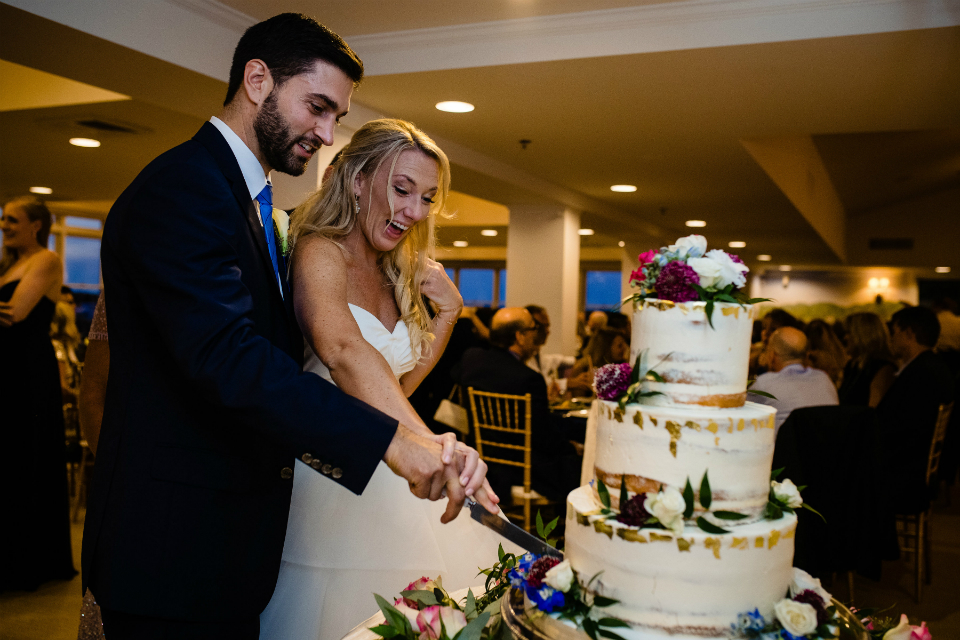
586, 310, 608, 336
567, 328, 629, 394
805, 319, 847, 386
51, 299, 83, 403
454, 307, 581, 502
524, 304, 574, 392
748, 326, 838, 431
877, 306, 954, 513
0, 195, 77, 591
752, 308, 803, 376
838, 312, 896, 407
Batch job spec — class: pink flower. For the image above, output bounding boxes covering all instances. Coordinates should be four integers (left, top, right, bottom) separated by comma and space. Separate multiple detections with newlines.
655, 260, 700, 303
400, 576, 439, 608
911, 621, 931, 640
638, 250, 658, 266
440, 607, 467, 638
629, 267, 645, 284
393, 601, 422, 628
595, 363, 632, 400
416, 606, 442, 640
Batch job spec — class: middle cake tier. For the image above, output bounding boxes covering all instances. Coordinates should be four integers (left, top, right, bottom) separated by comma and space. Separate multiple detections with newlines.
593, 399, 777, 519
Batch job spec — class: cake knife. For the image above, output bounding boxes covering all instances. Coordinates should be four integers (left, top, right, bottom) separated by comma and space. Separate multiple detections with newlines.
466, 499, 563, 558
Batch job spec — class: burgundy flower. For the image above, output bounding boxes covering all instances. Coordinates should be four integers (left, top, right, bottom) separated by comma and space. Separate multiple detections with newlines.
793, 589, 829, 627
595, 363, 632, 400
655, 260, 700, 302
526, 556, 561, 589
729, 253, 744, 265
616, 493, 652, 527
629, 267, 645, 284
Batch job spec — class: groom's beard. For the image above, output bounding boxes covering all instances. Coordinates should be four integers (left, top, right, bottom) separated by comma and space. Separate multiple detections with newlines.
254, 90, 314, 177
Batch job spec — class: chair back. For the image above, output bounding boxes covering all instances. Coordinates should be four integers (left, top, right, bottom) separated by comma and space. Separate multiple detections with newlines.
466, 388, 533, 493
926, 402, 953, 483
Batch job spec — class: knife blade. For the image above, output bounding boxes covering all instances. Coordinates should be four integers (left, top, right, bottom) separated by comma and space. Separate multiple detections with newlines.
466, 499, 563, 558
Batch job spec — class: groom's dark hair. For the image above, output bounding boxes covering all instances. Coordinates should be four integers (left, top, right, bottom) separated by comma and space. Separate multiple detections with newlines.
224, 13, 364, 106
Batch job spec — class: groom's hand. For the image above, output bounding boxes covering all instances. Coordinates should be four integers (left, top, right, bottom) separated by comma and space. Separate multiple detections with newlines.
384, 424, 465, 506
428, 436, 499, 517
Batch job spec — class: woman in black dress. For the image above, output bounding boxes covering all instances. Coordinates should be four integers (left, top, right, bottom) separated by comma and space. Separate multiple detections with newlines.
838, 312, 897, 408
0, 195, 77, 591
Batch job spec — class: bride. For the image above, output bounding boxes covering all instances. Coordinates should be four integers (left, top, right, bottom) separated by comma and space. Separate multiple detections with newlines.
259, 119, 521, 640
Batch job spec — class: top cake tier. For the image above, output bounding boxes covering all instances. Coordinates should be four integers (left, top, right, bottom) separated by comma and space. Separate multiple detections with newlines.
630, 299, 756, 408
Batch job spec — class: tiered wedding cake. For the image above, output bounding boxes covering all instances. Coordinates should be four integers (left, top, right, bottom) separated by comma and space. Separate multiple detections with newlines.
565, 298, 794, 639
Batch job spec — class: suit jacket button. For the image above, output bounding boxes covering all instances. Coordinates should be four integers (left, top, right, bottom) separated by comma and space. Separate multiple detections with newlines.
321, 464, 333, 475
310, 459, 322, 470
301, 453, 314, 464
331, 468, 343, 479
280, 467, 293, 480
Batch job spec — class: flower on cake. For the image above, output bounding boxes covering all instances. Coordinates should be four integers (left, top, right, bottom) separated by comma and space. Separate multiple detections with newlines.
774, 599, 819, 637
594, 363, 633, 401
730, 567, 839, 640
655, 261, 700, 303
788, 568, 831, 605
644, 487, 686, 536
772, 479, 804, 509
543, 560, 575, 593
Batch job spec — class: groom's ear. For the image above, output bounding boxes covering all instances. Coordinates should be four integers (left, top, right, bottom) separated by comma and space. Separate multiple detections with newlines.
242, 59, 274, 107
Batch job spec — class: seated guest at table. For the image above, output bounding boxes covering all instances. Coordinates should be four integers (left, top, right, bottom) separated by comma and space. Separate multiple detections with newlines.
838, 312, 896, 408
877, 306, 954, 513
454, 307, 580, 501
805, 319, 847, 386
567, 328, 630, 395
524, 304, 574, 393
751, 308, 803, 377
748, 326, 838, 431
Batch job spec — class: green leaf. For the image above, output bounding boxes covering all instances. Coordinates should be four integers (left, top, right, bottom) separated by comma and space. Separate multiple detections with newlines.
713, 510, 749, 520
369, 625, 399, 639
583, 618, 599, 640
770, 467, 785, 480
802, 502, 827, 523
716, 293, 738, 303
746, 297, 773, 304
705, 299, 715, 329
543, 514, 559, 538
630, 351, 644, 385
764, 502, 783, 520
597, 618, 631, 628
464, 589, 477, 620
454, 612, 490, 640
375, 595, 412, 634
597, 477, 611, 509
646, 370, 665, 383
498, 544, 505, 562
682, 478, 694, 519
619, 474, 628, 508
696, 516, 730, 534
699, 471, 712, 510
747, 389, 777, 400
593, 595, 619, 607
598, 630, 628, 640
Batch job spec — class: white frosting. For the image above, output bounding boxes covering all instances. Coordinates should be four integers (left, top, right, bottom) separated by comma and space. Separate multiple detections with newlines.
630, 300, 755, 407
566, 487, 796, 638
593, 400, 777, 519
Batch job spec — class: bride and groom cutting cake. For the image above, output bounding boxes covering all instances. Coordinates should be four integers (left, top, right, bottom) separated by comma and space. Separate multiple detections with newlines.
82, 13, 516, 640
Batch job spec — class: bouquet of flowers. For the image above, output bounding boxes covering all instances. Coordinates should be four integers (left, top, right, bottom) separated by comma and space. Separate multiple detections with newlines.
857, 611, 932, 640
730, 568, 840, 640
625, 235, 766, 326
371, 575, 493, 640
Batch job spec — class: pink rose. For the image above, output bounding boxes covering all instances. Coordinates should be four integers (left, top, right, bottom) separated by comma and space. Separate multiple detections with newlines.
638, 250, 658, 266
416, 606, 442, 640
440, 607, 467, 637
911, 622, 931, 640
629, 267, 645, 284
401, 576, 439, 608
393, 601, 422, 628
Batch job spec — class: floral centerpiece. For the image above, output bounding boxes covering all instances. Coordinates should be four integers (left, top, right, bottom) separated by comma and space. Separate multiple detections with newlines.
730, 568, 840, 639
625, 235, 766, 327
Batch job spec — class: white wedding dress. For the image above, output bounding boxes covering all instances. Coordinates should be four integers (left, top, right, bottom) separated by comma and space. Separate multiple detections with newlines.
259, 304, 522, 640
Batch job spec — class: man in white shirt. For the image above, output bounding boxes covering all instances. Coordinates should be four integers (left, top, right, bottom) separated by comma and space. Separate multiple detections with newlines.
749, 326, 839, 431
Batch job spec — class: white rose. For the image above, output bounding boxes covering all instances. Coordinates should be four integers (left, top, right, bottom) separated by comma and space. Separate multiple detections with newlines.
687, 257, 722, 289
705, 249, 749, 289
882, 615, 913, 640
772, 479, 804, 509
673, 235, 707, 258
774, 599, 818, 637
789, 568, 832, 604
544, 560, 575, 592
644, 487, 687, 536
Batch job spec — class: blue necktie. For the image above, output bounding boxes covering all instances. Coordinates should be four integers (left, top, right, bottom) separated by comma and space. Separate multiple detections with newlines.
255, 184, 283, 298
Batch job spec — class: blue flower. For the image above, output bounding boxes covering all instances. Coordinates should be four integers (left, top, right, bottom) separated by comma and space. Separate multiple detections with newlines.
780, 630, 804, 640
528, 585, 566, 612
508, 553, 538, 587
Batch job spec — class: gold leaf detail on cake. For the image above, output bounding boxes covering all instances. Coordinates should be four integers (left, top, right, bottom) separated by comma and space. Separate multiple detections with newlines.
665, 421, 682, 458
715, 437, 720, 446
737, 419, 745, 431
577, 513, 591, 526
633, 411, 643, 429
650, 417, 658, 427
684, 420, 700, 432
594, 521, 614, 539
768, 530, 781, 549
784, 527, 796, 539
650, 532, 673, 543
721, 306, 740, 318
755, 537, 765, 548
617, 529, 648, 543
704, 537, 722, 559
677, 538, 692, 552
767, 415, 775, 430
614, 406, 625, 423
706, 421, 718, 434
750, 419, 759, 431
727, 418, 735, 434
732, 537, 748, 550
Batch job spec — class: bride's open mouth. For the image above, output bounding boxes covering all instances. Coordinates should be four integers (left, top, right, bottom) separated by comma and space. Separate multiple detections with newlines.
385, 219, 408, 238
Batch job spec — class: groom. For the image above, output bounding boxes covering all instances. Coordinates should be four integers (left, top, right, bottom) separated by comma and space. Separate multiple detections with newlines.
82, 14, 491, 639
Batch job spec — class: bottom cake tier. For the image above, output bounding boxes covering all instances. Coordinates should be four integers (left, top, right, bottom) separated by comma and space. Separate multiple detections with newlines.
565, 486, 797, 639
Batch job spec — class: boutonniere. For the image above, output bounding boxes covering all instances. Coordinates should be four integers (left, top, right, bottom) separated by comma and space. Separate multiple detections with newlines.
272, 208, 290, 256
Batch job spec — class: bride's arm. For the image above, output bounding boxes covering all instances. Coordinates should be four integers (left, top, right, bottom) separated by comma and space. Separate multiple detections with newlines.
292, 236, 432, 436
399, 259, 462, 396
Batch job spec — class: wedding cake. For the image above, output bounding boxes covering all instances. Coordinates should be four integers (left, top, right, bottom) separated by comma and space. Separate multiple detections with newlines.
564, 240, 797, 639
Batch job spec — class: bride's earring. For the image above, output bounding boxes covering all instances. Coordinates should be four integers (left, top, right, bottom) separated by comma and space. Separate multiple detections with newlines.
355, 194, 361, 214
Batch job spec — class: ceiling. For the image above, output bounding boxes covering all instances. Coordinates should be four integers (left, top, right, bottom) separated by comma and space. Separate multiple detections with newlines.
1, 0, 958, 273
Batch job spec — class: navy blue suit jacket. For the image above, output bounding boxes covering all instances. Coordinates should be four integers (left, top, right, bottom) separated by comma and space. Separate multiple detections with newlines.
81, 122, 398, 620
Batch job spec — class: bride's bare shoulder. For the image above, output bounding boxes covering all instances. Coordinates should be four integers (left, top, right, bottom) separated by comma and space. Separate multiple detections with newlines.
293, 235, 348, 270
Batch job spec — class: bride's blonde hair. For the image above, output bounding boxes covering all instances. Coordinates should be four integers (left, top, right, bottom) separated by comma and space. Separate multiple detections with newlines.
289, 118, 451, 360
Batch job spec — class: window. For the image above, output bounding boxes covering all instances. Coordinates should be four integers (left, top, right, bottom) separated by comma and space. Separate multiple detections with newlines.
584, 270, 621, 311
64, 236, 101, 288
458, 268, 494, 307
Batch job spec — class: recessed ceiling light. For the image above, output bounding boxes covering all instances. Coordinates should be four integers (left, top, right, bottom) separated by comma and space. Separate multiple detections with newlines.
728, 241, 746, 248
936, 266, 951, 273
757, 255, 772, 262
610, 185, 637, 193
578, 229, 595, 236
480, 229, 498, 237
69, 137, 101, 147
779, 265, 792, 272
685, 220, 706, 228
435, 101, 474, 113
29, 186, 53, 194
453, 240, 469, 247
618, 241, 625, 247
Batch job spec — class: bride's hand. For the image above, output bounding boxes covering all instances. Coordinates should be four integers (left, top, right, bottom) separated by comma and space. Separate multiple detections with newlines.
421, 259, 462, 320
432, 437, 499, 515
